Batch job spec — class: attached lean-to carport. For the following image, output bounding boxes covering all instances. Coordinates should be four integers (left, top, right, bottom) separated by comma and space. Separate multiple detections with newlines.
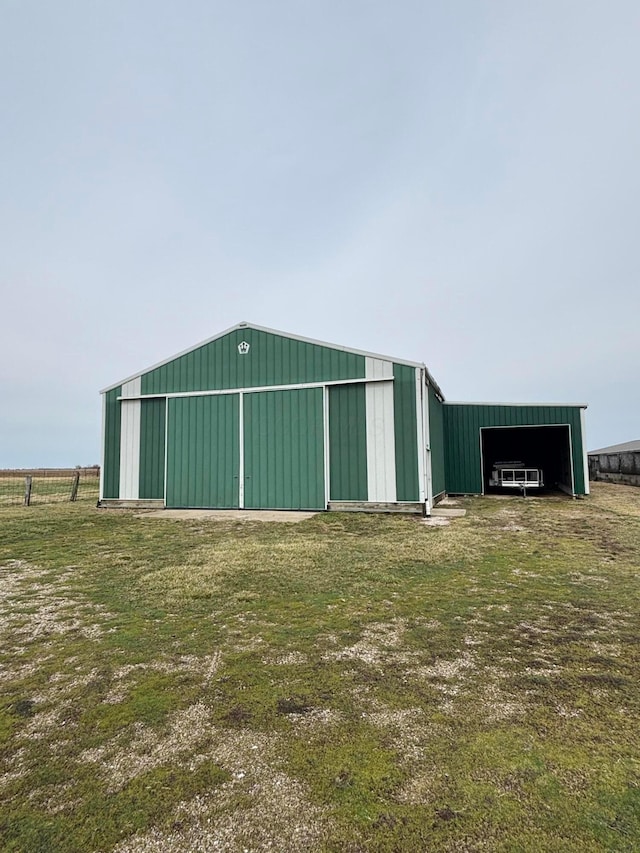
480, 424, 574, 495
443, 403, 589, 497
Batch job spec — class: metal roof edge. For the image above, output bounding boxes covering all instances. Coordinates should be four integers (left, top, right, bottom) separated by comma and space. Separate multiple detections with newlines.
99, 321, 425, 394
443, 401, 588, 408
239, 322, 425, 368
588, 439, 640, 455
424, 368, 446, 402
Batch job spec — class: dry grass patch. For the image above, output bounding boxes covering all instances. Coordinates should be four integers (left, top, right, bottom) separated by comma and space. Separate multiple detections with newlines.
322, 618, 411, 667
108, 720, 332, 853
139, 515, 484, 604
81, 702, 222, 791
114, 770, 331, 853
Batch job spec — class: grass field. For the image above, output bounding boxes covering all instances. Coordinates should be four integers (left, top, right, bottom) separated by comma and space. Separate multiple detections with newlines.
0, 483, 639, 851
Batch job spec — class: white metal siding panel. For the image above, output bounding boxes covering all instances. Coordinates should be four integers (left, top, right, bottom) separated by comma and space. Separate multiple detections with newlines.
119, 397, 141, 500
365, 357, 393, 380
99, 393, 106, 501
121, 377, 141, 398
365, 380, 397, 501
364, 358, 396, 501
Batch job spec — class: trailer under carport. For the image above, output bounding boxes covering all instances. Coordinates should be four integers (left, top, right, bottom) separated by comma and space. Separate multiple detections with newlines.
481, 424, 574, 494
443, 403, 589, 497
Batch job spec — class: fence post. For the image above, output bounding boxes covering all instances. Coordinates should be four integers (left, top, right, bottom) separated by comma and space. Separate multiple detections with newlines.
70, 471, 80, 502
24, 476, 32, 507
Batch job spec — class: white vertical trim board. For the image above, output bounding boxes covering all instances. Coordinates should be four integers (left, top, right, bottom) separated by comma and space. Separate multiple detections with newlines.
99, 394, 106, 501
580, 408, 590, 495
119, 377, 142, 500
422, 371, 432, 514
415, 368, 427, 504
164, 397, 169, 506
323, 385, 330, 508
364, 358, 396, 502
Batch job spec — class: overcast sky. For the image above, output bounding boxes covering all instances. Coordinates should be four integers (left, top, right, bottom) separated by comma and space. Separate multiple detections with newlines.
2, 0, 638, 466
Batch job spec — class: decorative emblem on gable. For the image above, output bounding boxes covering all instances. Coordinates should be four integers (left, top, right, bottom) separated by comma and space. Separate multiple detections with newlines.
238, 341, 250, 355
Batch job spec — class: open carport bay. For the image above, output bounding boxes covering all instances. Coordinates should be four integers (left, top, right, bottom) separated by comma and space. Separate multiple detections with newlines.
481, 424, 574, 494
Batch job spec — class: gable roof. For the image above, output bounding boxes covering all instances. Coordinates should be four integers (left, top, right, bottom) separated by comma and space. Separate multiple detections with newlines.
100, 321, 444, 398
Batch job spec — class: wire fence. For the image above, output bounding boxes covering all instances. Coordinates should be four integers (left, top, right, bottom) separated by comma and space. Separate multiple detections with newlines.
0, 468, 100, 507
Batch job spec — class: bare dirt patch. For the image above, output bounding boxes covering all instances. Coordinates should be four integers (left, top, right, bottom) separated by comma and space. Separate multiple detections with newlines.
80, 702, 218, 791
108, 712, 332, 853
0, 560, 114, 648
322, 619, 410, 666
114, 771, 330, 853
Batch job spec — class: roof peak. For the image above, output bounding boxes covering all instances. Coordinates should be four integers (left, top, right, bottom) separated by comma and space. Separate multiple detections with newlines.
100, 321, 437, 395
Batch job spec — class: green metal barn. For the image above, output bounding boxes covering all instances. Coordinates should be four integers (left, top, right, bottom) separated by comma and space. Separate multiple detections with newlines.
99, 323, 589, 512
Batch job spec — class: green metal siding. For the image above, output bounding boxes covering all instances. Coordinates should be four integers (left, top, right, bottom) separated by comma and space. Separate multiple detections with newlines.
329, 383, 368, 501
428, 386, 446, 497
573, 417, 587, 492
139, 398, 166, 500
393, 364, 419, 501
141, 327, 366, 395
103, 387, 121, 499
244, 388, 325, 509
443, 404, 587, 495
166, 395, 240, 508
